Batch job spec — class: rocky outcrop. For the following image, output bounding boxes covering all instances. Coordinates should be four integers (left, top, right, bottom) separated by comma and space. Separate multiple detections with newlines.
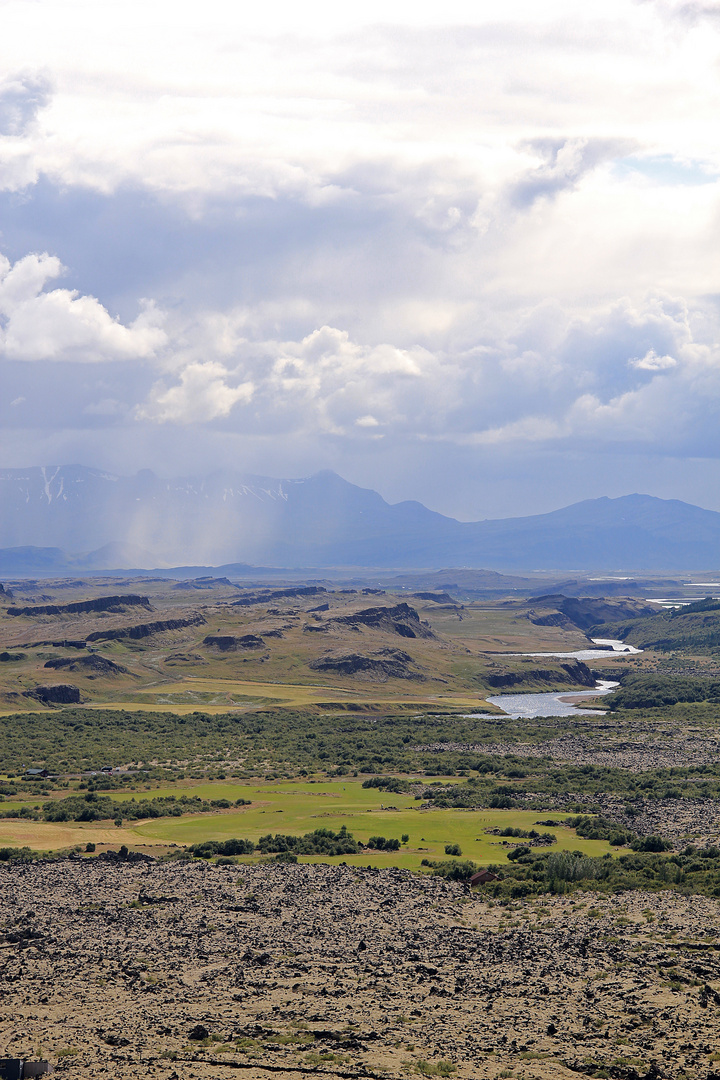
309, 648, 424, 680
412, 592, 457, 604
527, 611, 577, 629
7, 595, 152, 617
232, 586, 327, 607
23, 683, 81, 704
486, 661, 596, 689
43, 655, 130, 676
329, 602, 435, 639
203, 634, 265, 651
85, 613, 206, 642
529, 594, 656, 631
173, 577, 235, 590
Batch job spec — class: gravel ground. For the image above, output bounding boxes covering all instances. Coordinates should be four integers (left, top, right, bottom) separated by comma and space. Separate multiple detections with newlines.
3, 859, 720, 1080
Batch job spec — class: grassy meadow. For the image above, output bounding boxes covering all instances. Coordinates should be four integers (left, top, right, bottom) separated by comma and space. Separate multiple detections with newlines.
0, 776, 627, 868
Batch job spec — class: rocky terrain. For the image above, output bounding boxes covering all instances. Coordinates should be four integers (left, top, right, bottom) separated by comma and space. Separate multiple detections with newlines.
3, 860, 720, 1080
416, 728, 720, 772
7, 595, 152, 618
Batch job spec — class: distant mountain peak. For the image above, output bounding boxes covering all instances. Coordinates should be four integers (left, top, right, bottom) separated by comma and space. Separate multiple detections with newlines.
0, 465, 718, 572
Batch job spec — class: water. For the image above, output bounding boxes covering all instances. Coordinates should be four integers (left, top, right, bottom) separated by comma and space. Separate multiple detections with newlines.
467, 680, 619, 720
516, 638, 642, 661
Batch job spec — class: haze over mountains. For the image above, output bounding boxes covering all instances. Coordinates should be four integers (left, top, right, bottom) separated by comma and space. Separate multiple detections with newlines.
1, 465, 719, 574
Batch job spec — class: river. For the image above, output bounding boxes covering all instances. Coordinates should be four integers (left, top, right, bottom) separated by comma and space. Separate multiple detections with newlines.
514, 637, 642, 661
467, 638, 636, 719
474, 679, 619, 719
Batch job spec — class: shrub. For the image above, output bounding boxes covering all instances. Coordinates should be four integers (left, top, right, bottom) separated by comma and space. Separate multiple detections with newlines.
426, 859, 478, 881
368, 836, 401, 851
631, 835, 672, 853
507, 846, 531, 861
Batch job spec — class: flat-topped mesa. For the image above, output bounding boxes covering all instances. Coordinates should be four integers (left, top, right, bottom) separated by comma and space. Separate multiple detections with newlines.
6, 594, 152, 617
328, 602, 435, 639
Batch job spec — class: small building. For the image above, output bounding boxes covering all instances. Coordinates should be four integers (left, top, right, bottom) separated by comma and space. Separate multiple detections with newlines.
25, 768, 49, 779
470, 870, 499, 886
0, 1062, 52, 1079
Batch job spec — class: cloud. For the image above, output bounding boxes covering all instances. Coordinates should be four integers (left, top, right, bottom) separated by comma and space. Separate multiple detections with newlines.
0, 72, 51, 136
509, 138, 633, 208
1, 2, 720, 517
0, 253, 166, 362
630, 349, 677, 370
137, 362, 254, 423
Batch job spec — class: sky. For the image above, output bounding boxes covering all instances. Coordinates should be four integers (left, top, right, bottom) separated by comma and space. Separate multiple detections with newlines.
1, 0, 720, 520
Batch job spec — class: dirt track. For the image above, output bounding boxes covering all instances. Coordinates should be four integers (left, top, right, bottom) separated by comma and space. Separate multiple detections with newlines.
3, 859, 720, 1079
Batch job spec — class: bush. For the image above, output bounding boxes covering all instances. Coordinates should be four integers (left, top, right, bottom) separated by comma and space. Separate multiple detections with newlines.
426, 859, 479, 881
545, 852, 608, 882
189, 838, 256, 858
607, 673, 720, 710
368, 835, 401, 851
444, 843, 462, 856
258, 826, 360, 856
488, 795, 514, 809
631, 835, 672, 853
362, 776, 411, 793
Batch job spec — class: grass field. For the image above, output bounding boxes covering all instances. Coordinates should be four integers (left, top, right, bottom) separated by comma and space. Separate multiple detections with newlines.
0, 778, 626, 869
0, 674, 500, 717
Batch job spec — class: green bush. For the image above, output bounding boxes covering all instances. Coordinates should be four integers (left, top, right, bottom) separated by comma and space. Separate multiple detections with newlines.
426, 859, 479, 881
368, 836, 401, 851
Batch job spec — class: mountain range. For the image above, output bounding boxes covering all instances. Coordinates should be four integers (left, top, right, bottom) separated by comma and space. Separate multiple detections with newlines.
0, 465, 719, 573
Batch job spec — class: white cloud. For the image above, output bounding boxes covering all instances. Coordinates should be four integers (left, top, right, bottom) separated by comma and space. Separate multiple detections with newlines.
0, 70, 51, 139
0, 253, 166, 362
630, 348, 677, 370
2, 3, 720, 513
137, 361, 254, 423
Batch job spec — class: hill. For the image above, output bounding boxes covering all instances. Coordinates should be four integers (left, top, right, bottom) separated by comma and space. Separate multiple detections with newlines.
602, 598, 720, 653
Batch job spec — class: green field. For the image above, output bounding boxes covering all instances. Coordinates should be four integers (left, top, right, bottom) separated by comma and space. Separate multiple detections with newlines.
0, 778, 627, 868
